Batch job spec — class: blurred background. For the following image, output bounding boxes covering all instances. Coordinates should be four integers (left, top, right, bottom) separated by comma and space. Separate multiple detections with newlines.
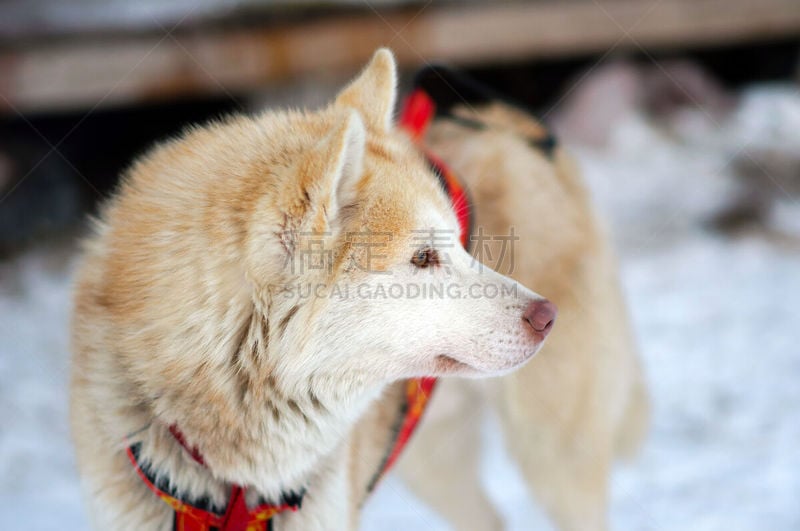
1, 0, 799, 529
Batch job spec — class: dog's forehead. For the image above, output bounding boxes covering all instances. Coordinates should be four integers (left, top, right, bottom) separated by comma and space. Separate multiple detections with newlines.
355, 134, 457, 251
349, 191, 455, 273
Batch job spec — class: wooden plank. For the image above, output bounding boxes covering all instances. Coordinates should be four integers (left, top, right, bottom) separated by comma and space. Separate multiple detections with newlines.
421, 0, 800, 64
0, 0, 420, 41
1, 0, 799, 114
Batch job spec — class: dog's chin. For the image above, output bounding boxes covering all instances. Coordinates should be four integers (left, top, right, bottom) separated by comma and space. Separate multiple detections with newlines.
433, 355, 474, 375
433, 348, 540, 378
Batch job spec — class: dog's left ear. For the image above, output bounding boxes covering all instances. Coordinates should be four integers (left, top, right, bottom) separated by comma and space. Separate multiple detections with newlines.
302, 110, 366, 224
335, 48, 397, 132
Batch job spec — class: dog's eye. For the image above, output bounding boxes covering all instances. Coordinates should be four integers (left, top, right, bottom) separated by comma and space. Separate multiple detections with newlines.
411, 247, 438, 268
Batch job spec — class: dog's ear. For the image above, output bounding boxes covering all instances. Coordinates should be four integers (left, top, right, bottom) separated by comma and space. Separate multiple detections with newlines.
335, 48, 397, 132
303, 110, 366, 223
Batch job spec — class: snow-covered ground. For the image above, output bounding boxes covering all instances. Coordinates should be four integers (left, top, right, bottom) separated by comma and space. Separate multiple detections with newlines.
2, 84, 799, 530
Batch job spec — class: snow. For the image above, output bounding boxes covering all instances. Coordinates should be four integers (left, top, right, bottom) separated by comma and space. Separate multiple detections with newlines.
2, 84, 799, 530
0, 249, 88, 529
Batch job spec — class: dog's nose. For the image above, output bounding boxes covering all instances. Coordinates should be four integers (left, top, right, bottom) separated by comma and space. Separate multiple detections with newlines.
523, 299, 557, 339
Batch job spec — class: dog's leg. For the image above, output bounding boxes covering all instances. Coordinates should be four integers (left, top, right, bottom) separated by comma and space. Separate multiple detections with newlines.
396, 378, 503, 531
614, 361, 650, 461
491, 369, 613, 531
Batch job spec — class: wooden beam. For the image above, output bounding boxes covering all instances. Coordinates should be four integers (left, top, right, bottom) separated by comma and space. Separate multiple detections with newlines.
1, 0, 799, 114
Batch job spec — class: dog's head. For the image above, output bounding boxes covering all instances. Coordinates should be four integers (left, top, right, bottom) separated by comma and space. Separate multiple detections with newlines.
245, 50, 555, 386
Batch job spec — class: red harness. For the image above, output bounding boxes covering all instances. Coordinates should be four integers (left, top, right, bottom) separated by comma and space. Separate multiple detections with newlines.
126, 86, 471, 531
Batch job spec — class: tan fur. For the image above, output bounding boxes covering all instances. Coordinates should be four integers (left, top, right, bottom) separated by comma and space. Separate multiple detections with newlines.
397, 103, 649, 530
70, 50, 554, 530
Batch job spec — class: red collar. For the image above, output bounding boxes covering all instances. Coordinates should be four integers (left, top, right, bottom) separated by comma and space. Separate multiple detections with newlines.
126, 425, 303, 531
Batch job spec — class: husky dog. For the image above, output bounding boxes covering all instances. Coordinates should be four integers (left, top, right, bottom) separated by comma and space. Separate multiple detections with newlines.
395, 70, 649, 531
70, 50, 555, 530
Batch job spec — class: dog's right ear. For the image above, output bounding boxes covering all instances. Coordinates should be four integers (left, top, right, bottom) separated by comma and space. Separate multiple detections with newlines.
335, 48, 397, 132
300, 110, 366, 228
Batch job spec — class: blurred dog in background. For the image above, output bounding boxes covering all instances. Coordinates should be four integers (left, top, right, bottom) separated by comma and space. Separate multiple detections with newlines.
395, 68, 649, 531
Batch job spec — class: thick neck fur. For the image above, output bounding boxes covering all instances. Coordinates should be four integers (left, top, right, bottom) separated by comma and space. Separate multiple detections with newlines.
128, 297, 383, 505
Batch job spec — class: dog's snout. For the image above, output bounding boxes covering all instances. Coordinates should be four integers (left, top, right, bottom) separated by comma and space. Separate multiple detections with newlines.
523, 299, 557, 339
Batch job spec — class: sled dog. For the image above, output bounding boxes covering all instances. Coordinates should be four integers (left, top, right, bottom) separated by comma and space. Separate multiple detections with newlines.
70, 50, 556, 530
